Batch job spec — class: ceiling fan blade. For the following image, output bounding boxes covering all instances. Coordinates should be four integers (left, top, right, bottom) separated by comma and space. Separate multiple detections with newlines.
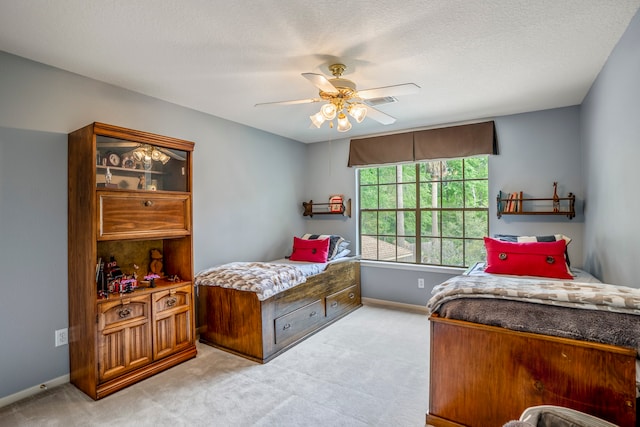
302, 72, 339, 94
358, 83, 420, 100
365, 105, 396, 125
255, 98, 320, 107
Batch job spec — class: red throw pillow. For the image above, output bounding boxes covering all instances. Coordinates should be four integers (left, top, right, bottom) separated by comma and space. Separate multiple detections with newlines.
484, 237, 573, 279
289, 236, 330, 263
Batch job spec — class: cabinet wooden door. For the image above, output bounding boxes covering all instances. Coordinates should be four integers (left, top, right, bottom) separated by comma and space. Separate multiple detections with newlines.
152, 284, 193, 360
98, 295, 152, 382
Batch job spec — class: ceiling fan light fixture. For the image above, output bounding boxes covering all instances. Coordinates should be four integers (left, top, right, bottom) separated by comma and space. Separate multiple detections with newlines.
348, 103, 367, 123
310, 111, 326, 128
336, 112, 352, 132
320, 103, 337, 120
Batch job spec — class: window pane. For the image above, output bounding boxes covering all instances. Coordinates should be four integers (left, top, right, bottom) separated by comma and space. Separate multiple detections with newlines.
401, 164, 417, 183
443, 159, 462, 181
398, 236, 416, 263
442, 238, 464, 266
359, 168, 378, 185
420, 161, 441, 182
442, 211, 463, 238
464, 211, 488, 238
400, 183, 416, 208
398, 211, 416, 236
465, 239, 486, 266
421, 238, 441, 264
420, 182, 441, 208
380, 236, 397, 261
442, 181, 463, 208
464, 180, 489, 208
361, 211, 378, 235
379, 211, 396, 235
464, 157, 488, 179
421, 210, 441, 237
379, 184, 397, 209
379, 166, 397, 184
360, 185, 378, 209
361, 235, 378, 260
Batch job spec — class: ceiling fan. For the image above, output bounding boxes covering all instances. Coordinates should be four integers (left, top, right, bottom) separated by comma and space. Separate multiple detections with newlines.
255, 63, 420, 132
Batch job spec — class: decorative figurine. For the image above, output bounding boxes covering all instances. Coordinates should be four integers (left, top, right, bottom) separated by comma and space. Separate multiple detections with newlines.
138, 174, 146, 190
105, 167, 113, 185
149, 248, 164, 276
552, 182, 560, 212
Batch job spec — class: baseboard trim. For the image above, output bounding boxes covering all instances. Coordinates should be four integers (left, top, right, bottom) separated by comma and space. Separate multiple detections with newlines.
362, 297, 429, 314
0, 374, 70, 408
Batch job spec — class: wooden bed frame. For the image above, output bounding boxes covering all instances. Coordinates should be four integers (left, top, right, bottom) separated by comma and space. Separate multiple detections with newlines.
426, 314, 637, 427
198, 259, 361, 363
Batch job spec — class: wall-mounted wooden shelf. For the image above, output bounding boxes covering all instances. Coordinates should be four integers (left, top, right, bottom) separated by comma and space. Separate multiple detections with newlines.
303, 199, 351, 218
497, 191, 575, 219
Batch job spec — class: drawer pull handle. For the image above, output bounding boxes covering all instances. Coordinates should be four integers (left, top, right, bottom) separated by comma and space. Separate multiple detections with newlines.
166, 297, 177, 307
118, 308, 132, 318
144, 200, 154, 207
309, 311, 317, 317
331, 301, 338, 308
348, 292, 355, 299
283, 323, 291, 330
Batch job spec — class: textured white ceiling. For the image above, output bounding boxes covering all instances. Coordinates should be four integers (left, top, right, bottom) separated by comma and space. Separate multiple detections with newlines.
0, 0, 639, 143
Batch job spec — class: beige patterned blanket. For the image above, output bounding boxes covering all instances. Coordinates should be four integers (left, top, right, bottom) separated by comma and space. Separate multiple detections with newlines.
195, 262, 313, 301
427, 274, 640, 316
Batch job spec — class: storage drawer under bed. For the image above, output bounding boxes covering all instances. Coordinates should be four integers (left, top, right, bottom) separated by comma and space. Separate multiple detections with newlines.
274, 300, 324, 345
326, 284, 360, 320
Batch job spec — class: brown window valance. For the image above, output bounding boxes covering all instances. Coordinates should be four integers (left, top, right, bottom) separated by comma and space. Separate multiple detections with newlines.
348, 121, 497, 167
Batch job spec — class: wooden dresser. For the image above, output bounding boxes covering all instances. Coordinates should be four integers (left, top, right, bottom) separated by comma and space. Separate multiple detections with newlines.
68, 122, 196, 399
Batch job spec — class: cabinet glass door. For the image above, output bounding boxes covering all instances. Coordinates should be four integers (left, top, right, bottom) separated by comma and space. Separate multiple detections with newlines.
96, 136, 188, 192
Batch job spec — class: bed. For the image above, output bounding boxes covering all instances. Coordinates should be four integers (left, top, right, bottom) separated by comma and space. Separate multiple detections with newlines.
195, 235, 361, 363
425, 236, 640, 427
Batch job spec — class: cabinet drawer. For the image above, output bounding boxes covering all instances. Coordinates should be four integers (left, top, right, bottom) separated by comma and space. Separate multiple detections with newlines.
326, 284, 360, 320
98, 192, 190, 240
153, 284, 192, 315
274, 300, 324, 345
98, 295, 151, 331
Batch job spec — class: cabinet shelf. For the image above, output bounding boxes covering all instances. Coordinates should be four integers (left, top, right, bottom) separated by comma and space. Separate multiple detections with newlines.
303, 199, 351, 218
497, 191, 575, 219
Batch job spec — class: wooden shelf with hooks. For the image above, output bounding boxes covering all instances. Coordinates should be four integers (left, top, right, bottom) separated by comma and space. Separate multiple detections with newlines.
303, 199, 351, 218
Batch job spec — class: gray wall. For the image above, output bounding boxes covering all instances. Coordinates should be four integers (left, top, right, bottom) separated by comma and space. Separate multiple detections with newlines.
581, 9, 640, 286
0, 128, 69, 398
0, 51, 307, 399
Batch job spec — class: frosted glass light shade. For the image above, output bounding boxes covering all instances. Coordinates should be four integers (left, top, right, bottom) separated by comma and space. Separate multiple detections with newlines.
321, 103, 337, 120
349, 104, 367, 123
336, 113, 352, 132
310, 112, 326, 128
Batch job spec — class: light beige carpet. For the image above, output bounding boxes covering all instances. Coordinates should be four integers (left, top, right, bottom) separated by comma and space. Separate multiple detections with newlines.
0, 304, 430, 426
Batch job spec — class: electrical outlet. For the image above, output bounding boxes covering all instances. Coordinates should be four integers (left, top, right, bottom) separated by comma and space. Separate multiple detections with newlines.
55, 328, 68, 347
418, 278, 425, 289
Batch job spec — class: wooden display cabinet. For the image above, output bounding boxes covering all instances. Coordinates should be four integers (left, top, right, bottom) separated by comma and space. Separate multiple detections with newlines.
68, 122, 196, 400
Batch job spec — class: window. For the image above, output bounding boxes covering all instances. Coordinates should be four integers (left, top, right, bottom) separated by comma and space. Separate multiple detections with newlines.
358, 156, 489, 268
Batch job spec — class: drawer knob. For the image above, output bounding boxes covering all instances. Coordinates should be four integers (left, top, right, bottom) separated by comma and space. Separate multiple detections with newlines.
144, 200, 154, 207
118, 307, 132, 318
348, 292, 355, 299
283, 323, 291, 330
331, 301, 338, 308
166, 297, 177, 307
